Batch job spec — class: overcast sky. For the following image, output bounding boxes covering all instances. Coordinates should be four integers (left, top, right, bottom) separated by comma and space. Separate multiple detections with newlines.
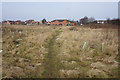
2, 2, 118, 21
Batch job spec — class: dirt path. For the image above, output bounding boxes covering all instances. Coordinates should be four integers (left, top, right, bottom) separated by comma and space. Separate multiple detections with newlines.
42, 30, 62, 78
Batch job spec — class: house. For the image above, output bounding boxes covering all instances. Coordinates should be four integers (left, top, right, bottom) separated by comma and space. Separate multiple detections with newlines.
47, 21, 50, 25
96, 20, 106, 24
6, 21, 11, 24
39, 21, 42, 24
25, 20, 35, 25
34, 21, 40, 25
50, 19, 74, 26
15, 20, 22, 25
21, 21, 26, 25
2, 20, 15, 25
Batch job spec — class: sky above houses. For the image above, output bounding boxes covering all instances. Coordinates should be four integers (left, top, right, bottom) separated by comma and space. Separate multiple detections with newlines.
2, 2, 118, 21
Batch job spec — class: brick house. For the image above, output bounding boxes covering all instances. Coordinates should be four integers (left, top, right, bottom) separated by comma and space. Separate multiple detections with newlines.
15, 20, 22, 25
25, 20, 35, 25
47, 21, 50, 25
3, 20, 15, 25
39, 21, 42, 24
50, 19, 74, 26
6, 21, 11, 24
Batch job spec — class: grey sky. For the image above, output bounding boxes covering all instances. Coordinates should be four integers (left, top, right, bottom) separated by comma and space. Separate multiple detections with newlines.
2, 2, 118, 21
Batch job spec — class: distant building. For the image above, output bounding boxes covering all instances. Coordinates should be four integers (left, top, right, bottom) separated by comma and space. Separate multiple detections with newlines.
2, 20, 15, 25
6, 21, 11, 24
34, 21, 39, 25
96, 20, 106, 24
51, 19, 74, 26
15, 20, 22, 25
47, 21, 50, 25
80, 23, 83, 25
39, 21, 42, 24
25, 20, 35, 25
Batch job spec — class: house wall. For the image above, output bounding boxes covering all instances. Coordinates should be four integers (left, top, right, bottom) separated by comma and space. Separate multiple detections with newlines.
51, 20, 74, 26
6, 21, 10, 24
70, 23, 74, 26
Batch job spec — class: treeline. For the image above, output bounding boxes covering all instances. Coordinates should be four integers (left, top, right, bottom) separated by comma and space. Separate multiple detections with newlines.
78, 16, 120, 25
106, 18, 120, 25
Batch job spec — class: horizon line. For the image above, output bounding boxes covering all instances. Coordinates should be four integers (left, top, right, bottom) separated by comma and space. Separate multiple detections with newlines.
2, 18, 119, 22
2, 18, 118, 21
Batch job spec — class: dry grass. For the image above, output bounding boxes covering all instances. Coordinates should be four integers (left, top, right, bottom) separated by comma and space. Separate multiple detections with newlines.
0, 25, 2, 79
2, 24, 119, 78
2, 25, 56, 78
57, 26, 118, 78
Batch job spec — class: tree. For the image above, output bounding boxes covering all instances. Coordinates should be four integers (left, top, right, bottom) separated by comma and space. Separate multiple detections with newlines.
42, 18, 47, 24
88, 17, 95, 23
80, 16, 88, 24
106, 18, 110, 23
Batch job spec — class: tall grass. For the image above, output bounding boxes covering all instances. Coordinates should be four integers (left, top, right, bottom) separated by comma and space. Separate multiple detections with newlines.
2, 24, 118, 78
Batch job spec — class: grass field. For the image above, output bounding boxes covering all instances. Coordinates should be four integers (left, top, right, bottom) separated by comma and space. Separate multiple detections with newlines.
2, 24, 119, 78
0, 27, 2, 79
